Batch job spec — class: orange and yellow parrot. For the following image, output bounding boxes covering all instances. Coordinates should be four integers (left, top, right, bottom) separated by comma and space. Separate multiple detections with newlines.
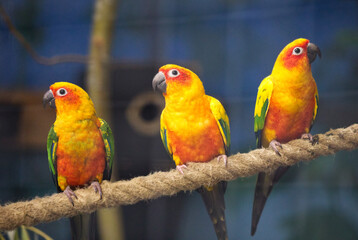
43, 82, 114, 240
153, 64, 231, 240
252, 38, 321, 235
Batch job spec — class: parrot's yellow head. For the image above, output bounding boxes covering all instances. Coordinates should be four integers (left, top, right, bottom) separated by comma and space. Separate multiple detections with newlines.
272, 38, 321, 75
152, 64, 205, 100
43, 82, 96, 117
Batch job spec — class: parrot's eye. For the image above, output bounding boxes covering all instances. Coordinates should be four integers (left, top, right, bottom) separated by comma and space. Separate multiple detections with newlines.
57, 88, 68, 96
168, 69, 180, 78
292, 47, 303, 55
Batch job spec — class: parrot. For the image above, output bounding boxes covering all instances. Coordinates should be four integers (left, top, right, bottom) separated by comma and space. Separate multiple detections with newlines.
152, 64, 231, 240
43, 82, 114, 240
251, 38, 321, 235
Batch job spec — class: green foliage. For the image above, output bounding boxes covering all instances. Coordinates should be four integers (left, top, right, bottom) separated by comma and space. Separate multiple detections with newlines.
25, 226, 53, 240
19, 226, 30, 240
1, 226, 53, 240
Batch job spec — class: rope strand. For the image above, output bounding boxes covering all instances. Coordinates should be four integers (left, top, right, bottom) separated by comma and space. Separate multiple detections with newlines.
0, 124, 357, 231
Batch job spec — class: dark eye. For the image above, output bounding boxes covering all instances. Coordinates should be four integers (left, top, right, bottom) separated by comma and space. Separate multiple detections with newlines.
168, 69, 180, 77
292, 47, 303, 55
57, 88, 68, 96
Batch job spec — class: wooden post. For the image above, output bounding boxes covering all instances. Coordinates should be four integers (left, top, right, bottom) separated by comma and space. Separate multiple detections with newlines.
87, 0, 124, 239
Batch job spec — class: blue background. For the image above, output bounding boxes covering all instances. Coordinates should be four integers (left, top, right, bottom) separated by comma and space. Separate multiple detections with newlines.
0, 0, 357, 239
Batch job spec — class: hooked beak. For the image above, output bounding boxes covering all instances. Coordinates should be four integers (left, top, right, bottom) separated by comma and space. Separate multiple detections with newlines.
152, 72, 167, 93
43, 90, 56, 108
307, 42, 321, 64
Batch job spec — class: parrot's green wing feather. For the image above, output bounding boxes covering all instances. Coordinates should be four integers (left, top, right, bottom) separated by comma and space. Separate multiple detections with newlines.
47, 125, 60, 192
99, 118, 115, 181
208, 96, 231, 155
254, 76, 273, 148
311, 86, 319, 130
203, 96, 230, 239
160, 113, 173, 158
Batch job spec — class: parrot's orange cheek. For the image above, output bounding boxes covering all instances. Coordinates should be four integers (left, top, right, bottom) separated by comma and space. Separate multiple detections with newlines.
282, 54, 306, 70
59, 94, 81, 106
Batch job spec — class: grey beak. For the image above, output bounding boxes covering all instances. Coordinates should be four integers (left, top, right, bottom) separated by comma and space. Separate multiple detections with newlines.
43, 90, 56, 108
152, 72, 167, 93
307, 42, 321, 64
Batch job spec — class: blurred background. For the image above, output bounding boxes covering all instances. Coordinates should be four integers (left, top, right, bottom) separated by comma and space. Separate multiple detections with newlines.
0, 0, 357, 239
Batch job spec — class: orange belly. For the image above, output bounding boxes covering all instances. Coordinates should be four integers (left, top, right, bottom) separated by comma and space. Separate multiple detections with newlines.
262, 96, 315, 147
56, 135, 106, 187
169, 119, 225, 164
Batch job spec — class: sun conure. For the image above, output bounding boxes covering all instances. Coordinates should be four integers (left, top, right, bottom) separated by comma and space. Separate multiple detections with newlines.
252, 38, 321, 235
153, 64, 231, 240
43, 82, 114, 240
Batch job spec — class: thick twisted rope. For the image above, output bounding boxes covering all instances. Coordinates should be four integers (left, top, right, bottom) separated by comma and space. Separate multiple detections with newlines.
1, 124, 357, 231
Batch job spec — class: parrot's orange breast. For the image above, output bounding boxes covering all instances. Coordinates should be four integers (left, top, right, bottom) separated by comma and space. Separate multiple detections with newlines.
262, 87, 315, 147
55, 120, 106, 188
165, 104, 225, 164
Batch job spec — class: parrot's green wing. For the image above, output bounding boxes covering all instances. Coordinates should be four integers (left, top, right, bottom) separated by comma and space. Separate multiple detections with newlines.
204, 96, 230, 239
208, 96, 231, 155
160, 113, 173, 158
311, 86, 319, 130
47, 125, 60, 192
99, 118, 115, 181
252, 77, 286, 236
254, 76, 273, 148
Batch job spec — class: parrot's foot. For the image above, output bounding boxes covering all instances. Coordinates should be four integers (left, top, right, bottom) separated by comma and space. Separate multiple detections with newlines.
217, 154, 228, 167
269, 140, 283, 156
301, 133, 313, 141
176, 164, 188, 174
301, 133, 319, 145
64, 186, 78, 206
91, 181, 103, 200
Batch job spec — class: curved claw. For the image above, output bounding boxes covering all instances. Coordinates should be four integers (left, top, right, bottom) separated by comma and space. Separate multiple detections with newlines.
301, 133, 319, 145
301, 133, 313, 142
176, 164, 188, 174
64, 186, 77, 206
269, 140, 283, 156
91, 181, 103, 200
217, 154, 228, 167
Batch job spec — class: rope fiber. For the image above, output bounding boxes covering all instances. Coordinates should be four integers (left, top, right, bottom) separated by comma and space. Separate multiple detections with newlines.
1, 124, 357, 231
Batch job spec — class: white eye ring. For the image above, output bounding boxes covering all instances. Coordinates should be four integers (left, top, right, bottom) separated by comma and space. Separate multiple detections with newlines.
57, 88, 68, 96
168, 69, 180, 78
292, 47, 303, 55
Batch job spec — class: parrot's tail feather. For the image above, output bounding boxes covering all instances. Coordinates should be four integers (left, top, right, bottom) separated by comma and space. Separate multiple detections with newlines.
251, 166, 290, 236
198, 181, 228, 240
70, 212, 96, 240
